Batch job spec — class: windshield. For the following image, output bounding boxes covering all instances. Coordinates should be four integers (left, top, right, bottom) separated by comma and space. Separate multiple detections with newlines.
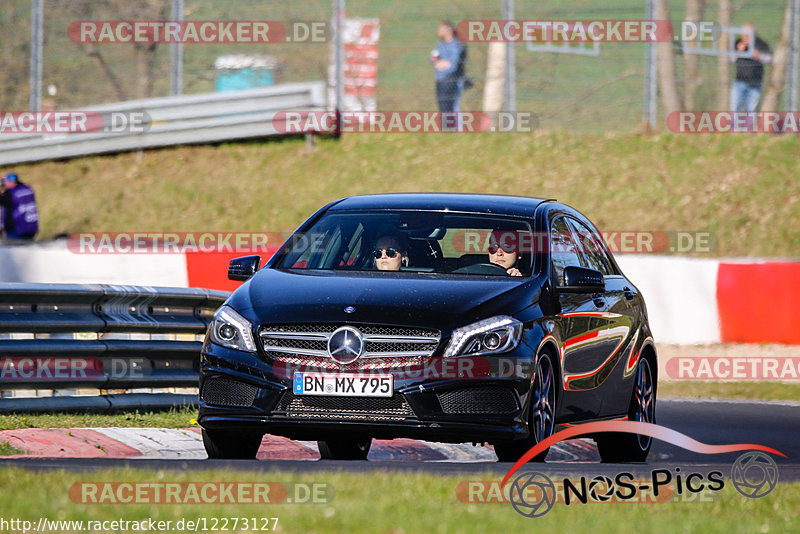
278, 210, 534, 276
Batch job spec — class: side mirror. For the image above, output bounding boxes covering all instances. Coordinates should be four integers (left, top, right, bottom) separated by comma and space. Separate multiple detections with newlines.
228, 255, 261, 281
560, 266, 605, 293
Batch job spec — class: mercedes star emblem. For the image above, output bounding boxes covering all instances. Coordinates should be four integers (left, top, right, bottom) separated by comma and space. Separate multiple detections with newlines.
327, 326, 365, 364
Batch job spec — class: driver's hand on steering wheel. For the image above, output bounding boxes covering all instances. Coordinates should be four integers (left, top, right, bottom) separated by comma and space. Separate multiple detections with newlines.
507, 267, 522, 277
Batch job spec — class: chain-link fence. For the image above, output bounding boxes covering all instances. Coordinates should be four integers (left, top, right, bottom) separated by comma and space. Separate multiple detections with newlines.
666, 0, 793, 119
2, 0, 796, 133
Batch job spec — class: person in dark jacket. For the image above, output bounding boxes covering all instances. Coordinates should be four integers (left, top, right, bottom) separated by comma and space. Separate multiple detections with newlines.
731, 24, 772, 113
0, 172, 39, 241
431, 21, 466, 118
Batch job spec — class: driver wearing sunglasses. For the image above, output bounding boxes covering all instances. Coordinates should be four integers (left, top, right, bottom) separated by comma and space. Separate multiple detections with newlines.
373, 234, 409, 271
488, 230, 523, 277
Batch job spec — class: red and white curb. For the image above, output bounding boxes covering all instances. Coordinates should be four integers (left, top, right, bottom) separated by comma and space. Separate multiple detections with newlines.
0, 428, 141, 458
91, 428, 207, 459
0, 427, 598, 462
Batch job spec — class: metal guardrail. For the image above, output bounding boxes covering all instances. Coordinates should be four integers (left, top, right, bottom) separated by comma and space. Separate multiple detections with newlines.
0, 81, 327, 165
0, 283, 229, 413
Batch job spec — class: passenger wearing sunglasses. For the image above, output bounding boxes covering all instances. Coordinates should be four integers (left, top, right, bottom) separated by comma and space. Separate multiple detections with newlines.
373, 234, 409, 271
488, 230, 523, 277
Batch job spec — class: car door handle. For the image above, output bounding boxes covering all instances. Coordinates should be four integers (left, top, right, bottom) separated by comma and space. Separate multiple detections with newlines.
623, 287, 635, 301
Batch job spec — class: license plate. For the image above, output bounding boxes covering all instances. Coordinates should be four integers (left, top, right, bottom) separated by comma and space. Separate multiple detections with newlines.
293, 373, 393, 397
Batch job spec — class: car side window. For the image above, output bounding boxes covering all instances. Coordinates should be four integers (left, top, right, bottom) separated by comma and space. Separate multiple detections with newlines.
550, 217, 582, 285
291, 231, 328, 268
340, 224, 364, 267
568, 218, 615, 276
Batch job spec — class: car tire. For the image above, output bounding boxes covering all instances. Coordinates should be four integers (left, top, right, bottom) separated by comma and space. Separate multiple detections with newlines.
494, 353, 556, 462
596, 356, 656, 463
318, 437, 372, 460
202, 429, 263, 459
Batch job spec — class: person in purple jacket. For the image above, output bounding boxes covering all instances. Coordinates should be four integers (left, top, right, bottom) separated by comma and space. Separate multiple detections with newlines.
0, 172, 39, 241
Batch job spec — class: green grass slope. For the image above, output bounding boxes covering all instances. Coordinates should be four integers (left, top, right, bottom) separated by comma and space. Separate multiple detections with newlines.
13, 132, 800, 258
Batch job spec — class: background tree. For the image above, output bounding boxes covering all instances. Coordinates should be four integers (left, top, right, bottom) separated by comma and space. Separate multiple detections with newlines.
761, 1, 793, 110
65, 0, 170, 102
684, 0, 708, 108
656, 0, 684, 114
0, 2, 34, 109
716, 0, 732, 109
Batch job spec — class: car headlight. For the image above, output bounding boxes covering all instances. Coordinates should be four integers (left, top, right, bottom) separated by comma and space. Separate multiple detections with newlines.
209, 305, 257, 352
443, 315, 523, 357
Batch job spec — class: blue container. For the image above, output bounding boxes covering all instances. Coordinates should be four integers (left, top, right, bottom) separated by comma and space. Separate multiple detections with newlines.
215, 67, 275, 92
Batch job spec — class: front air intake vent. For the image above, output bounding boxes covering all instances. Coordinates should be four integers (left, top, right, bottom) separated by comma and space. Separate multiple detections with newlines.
201, 377, 258, 407
274, 392, 415, 421
437, 386, 519, 415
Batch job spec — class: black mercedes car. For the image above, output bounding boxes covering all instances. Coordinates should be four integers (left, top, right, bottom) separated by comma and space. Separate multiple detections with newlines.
198, 193, 657, 462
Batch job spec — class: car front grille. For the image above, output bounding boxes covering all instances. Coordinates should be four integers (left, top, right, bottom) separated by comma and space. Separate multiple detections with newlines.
274, 391, 415, 421
436, 386, 519, 415
201, 377, 259, 408
259, 323, 440, 360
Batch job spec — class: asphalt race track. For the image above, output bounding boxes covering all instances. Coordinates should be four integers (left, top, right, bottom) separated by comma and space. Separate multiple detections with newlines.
1, 398, 797, 481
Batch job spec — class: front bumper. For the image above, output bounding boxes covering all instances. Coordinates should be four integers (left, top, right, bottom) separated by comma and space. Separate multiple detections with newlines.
197, 341, 536, 444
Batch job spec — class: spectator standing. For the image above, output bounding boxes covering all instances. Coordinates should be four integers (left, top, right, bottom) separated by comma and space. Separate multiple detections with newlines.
431, 21, 466, 121
731, 24, 772, 113
0, 172, 39, 241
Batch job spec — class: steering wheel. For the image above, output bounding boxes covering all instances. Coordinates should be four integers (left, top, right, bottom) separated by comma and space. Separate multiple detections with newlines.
451, 262, 510, 275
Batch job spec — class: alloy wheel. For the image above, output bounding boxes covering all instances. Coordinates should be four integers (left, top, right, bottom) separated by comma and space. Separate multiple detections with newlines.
633, 357, 655, 449
532, 356, 555, 444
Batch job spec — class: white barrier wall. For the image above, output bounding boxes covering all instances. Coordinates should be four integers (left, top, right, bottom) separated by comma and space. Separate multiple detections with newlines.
615, 255, 721, 344
0, 241, 188, 287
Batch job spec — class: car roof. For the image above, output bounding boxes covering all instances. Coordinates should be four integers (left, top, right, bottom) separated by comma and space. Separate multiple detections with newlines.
329, 193, 554, 218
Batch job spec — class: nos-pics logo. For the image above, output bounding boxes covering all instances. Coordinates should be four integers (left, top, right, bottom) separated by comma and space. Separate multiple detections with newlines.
501, 421, 782, 518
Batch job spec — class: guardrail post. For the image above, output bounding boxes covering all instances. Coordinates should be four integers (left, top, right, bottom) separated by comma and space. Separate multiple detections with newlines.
643, 0, 658, 129
29, 0, 43, 111
170, 0, 185, 96
502, 0, 516, 114
786, 0, 800, 111
334, 0, 345, 137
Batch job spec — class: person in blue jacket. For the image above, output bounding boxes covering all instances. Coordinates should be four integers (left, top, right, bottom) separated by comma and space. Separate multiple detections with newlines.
0, 172, 39, 241
431, 21, 467, 118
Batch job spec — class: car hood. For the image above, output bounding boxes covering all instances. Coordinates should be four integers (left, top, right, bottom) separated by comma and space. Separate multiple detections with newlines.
227, 268, 541, 331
